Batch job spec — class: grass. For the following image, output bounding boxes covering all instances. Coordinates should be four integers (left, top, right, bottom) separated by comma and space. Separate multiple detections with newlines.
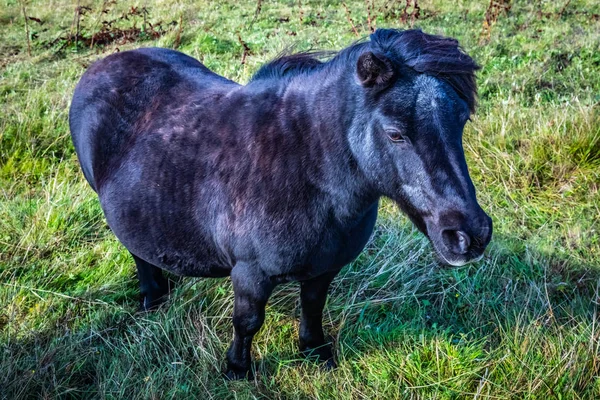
1, 0, 599, 398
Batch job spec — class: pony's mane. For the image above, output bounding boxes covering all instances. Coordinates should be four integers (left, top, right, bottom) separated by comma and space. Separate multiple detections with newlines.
251, 29, 480, 112
250, 50, 331, 81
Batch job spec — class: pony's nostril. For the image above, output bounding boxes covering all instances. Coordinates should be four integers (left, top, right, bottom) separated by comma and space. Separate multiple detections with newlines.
442, 229, 471, 255
455, 231, 470, 254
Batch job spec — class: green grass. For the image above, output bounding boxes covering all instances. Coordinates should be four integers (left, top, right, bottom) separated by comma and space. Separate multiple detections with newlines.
1, 0, 599, 398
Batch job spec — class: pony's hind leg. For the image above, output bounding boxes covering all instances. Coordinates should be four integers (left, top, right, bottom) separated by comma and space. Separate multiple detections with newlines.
131, 253, 170, 311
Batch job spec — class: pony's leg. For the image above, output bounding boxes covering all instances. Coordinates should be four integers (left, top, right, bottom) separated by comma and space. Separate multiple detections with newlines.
225, 263, 273, 380
131, 253, 170, 311
299, 272, 337, 368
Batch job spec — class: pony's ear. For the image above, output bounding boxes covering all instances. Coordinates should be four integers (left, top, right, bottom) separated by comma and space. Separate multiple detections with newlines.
356, 52, 394, 88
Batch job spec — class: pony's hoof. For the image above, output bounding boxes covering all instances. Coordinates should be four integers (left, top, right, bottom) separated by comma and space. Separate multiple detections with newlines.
138, 293, 168, 312
300, 342, 336, 368
223, 367, 252, 381
323, 357, 337, 370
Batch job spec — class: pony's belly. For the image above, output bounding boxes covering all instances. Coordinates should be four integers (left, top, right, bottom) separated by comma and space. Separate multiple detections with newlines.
98, 183, 231, 278
107, 214, 231, 277
106, 210, 230, 277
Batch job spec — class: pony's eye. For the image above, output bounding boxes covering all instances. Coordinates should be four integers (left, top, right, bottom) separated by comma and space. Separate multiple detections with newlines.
386, 130, 406, 144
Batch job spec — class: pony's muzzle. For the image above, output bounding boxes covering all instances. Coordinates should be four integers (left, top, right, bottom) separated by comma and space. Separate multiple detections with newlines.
434, 211, 492, 266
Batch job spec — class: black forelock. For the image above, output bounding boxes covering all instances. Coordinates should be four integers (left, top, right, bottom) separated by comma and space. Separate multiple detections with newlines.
250, 29, 479, 112
368, 29, 480, 113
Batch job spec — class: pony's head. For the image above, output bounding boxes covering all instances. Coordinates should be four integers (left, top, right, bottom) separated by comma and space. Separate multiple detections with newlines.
347, 29, 492, 266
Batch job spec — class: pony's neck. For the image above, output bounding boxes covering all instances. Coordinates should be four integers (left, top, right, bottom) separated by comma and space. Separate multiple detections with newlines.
281, 69, 379, 220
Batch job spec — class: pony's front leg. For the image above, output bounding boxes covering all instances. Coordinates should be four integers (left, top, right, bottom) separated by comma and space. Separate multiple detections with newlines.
225, 263, 274, 380
299, 271, 337, 368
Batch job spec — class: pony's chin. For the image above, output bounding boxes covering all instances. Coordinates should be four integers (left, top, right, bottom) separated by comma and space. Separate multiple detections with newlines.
440, 256, 469, 267
433, 245, 484, 267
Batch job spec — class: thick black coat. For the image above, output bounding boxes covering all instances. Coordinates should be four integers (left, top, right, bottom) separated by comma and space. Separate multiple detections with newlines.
71, 47, 377, 280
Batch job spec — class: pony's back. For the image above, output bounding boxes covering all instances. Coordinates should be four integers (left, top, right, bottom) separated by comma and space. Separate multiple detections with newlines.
69, 48, 235, 191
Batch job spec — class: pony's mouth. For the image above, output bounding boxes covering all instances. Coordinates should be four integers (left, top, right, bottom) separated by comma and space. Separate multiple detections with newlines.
434, 247, 484, 267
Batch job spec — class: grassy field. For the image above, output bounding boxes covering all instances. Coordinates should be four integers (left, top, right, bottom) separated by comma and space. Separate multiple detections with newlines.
1, 0, 599, 398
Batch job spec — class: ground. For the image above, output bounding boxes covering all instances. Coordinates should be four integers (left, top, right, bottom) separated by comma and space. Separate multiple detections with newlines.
1, 0, 599, 398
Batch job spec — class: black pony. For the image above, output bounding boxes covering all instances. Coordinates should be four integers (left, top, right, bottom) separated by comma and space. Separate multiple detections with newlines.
69, 29, 492, 379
